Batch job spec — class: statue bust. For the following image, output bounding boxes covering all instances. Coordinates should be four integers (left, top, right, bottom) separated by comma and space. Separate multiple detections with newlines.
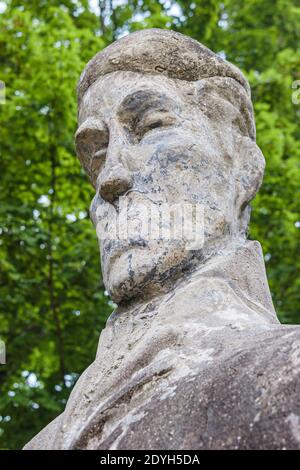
25, 29, 300, 450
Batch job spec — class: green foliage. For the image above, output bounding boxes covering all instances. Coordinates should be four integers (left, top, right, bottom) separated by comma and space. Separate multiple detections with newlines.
0, 0, 112, 449
0, 0, 299, 449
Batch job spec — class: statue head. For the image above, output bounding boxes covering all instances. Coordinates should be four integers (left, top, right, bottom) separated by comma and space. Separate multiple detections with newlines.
75, 29, 265, 304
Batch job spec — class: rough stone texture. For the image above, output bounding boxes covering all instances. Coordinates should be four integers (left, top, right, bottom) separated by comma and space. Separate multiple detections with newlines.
24, 29, 300, 450
77, 28, 251, 107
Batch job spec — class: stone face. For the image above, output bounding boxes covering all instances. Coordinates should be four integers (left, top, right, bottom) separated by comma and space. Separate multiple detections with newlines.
24, 29, 300, 450
75, 45, 260, 304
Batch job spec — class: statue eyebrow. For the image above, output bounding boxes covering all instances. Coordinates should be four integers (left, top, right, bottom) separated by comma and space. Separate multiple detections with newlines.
117, 90, 178, 123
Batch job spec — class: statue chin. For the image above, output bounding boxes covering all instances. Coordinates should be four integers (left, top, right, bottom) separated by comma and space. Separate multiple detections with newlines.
102, 248, 152, 303
102, 242, 200, 304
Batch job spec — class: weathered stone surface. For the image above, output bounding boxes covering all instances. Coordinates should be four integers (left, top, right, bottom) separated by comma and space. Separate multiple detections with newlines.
24, 29, 300, 450
77, 28, 251, 107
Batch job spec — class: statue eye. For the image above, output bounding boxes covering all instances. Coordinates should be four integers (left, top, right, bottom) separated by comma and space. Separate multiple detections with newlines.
136, 111, 176, 140
141, 118, 163, 133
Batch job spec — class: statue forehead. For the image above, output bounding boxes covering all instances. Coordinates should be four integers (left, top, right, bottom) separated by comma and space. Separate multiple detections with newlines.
78, 71, 191, 125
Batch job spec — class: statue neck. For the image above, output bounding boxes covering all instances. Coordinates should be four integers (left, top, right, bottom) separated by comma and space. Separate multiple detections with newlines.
58, 239, 279, 450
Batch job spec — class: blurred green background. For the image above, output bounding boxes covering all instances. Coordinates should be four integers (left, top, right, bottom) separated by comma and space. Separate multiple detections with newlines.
0, 0, 300, 450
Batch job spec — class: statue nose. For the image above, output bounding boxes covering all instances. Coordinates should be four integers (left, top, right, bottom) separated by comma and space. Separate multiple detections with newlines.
98, 165, 133, 202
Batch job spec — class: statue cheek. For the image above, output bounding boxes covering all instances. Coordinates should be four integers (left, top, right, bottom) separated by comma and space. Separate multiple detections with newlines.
124, 144, 155, 173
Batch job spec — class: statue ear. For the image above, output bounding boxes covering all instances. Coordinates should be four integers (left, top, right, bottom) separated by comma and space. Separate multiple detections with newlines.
235, 136, 265, 231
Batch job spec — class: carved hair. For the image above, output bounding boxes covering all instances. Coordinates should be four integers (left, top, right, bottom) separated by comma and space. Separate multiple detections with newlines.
77, 29, 250, 105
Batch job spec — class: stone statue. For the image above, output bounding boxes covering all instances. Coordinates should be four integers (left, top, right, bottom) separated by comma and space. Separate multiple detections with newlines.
24, 29, 300, 450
